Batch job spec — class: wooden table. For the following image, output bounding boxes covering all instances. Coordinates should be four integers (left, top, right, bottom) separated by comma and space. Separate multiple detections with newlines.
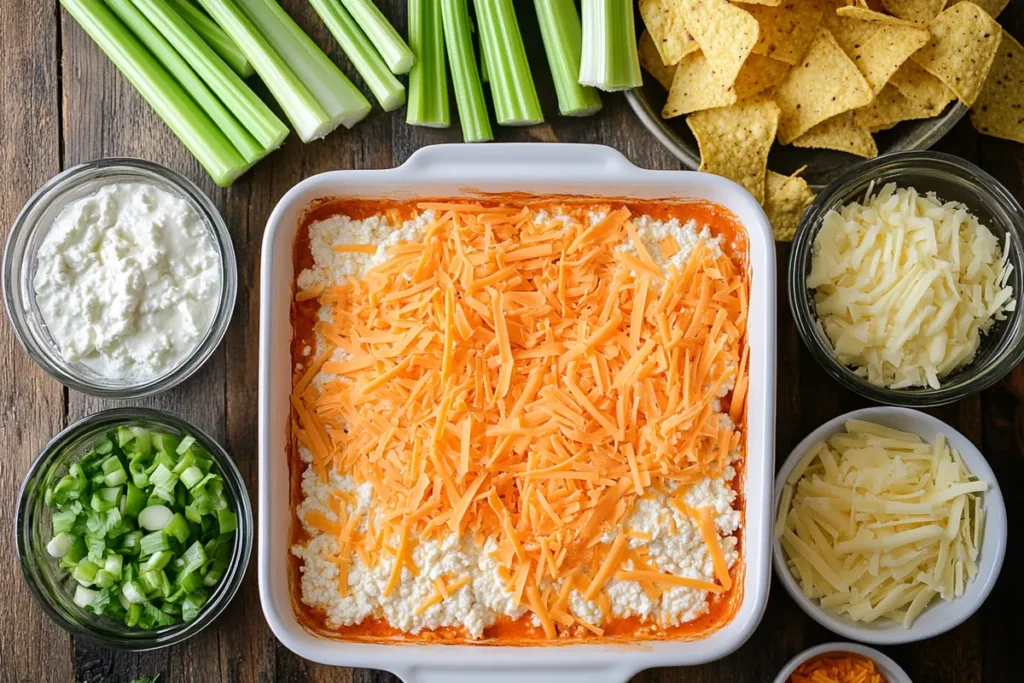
2, 2, 1022, 681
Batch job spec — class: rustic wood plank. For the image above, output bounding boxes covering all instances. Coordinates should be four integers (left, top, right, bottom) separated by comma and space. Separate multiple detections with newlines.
0, 1, 73, 682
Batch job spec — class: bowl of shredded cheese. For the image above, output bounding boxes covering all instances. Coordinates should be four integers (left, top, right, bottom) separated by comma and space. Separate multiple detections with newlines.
773, 407, 1006, 645
773, 642, 912, 683
788, 151, 1024, 407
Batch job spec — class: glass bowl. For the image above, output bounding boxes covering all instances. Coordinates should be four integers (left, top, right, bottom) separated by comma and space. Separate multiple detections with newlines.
15, 408, 253, 650
2, 158, 237, 399
788, 151, 1024, 407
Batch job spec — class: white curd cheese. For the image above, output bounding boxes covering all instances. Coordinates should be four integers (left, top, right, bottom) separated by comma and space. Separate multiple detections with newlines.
33, 182, 221, 380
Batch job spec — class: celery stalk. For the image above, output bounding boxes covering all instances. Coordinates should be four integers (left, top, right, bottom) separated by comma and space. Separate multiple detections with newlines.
234, 0, 370, 130
474, 0, 543, 126
406, 0, 450, 127
61, 0, 248, 186
105, 0, 265, 163
441, 0, 492, 141
339, 0, 415, 74
478, 24, 488, 84
166, 0, 254, 77
131, 0, 288, 152
311, 0, 405, 112
534, 0, 601, 117
579, 0, 642, 91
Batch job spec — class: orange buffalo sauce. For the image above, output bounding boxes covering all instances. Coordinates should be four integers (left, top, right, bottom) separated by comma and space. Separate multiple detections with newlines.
289, 196, 749, 644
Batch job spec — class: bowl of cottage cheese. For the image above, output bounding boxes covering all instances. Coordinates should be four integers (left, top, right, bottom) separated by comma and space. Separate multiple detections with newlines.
3, 158, 236, 398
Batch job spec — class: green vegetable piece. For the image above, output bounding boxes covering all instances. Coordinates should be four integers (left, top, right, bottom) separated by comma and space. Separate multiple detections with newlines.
217, 508, 237, 534
164, 513, 191, 546
140, 530, 170, 557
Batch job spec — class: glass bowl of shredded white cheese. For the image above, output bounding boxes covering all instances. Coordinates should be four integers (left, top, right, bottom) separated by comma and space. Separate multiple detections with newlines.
3, 159, 236, 398
788, 151, 1024, 407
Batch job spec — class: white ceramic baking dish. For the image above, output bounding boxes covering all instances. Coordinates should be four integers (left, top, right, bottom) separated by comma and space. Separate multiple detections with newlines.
258, 143, 777, 682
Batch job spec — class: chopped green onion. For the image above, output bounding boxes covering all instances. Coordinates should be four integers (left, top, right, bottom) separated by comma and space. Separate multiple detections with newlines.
122, 483, 147, 517
441, 0, 493, 142
73, 561, 100, 587
60, 0, 248, 186
143, 551, 174, 573
118, 426, 136, 447
311, 0, 406, 112
339, 0, 415, 74
139, 504, 173, 531
47, 532, 75, 558
578, 0, 641, 91
179, 465, 204, 490
166, 0, 254, 77
119, 530, 143, 555
217, 508, 237, 534
176, 436, 196, 455
105, 554, 124, 579
406, 0, 449, 126
131, 427, 153, 454
534, 0, 601, 117
474, 0, 543, 126
232, 0, 370, 131
73, 585, 102, 610
122, 581, 148, 605
140, 530, 170, 557
164, 513, 191, 546
182, 591, 208, 623
52, 509, 78, 535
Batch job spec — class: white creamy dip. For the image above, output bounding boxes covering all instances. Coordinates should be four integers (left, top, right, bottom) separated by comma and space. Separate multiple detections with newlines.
33, 182, 221, 380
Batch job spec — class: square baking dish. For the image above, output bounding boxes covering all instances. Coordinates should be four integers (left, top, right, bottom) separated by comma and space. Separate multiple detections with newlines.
258, 143, 777, 683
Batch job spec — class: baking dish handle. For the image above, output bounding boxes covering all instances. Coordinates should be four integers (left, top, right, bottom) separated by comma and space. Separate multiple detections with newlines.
399, 142, 638, 178
398, 665, 635, 683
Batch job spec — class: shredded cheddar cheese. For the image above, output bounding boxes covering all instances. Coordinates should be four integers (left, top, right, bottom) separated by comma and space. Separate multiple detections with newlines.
789, 653, 885, 683
291, 201, 748, 638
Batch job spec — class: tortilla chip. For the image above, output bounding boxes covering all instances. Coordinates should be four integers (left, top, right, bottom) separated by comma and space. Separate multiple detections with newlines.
970, 31, 1024, 144
742, 0, 829, 65
639, 31, 677, 90
764, 170, 815, 241
823, 12, 930, 94
792, 113, 878, 157
687, 98, 780, 203
662, 51, 738, 118
639, 0, 699, 66
949, 0, 1009, 19
676, 0, 760, 87
880, 0, 945, 23
910, 2, 1002, 107
739, 0, 782, 5
836, 6, 930, 26
773, 27, 875, 144
889, 60, 957, 111
733, 54, 791, 100
854, 83, 940, 130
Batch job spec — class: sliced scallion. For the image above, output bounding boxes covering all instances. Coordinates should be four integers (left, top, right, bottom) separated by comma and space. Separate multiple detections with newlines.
339, 0, 415, 74
310, 0, 406, 112
534, 0, 601, 117
474, 0, 543, 126
406, 0, 449, 127
578, 0, 642, 91
60, 0, 249, 186
441, 0, 492, 142
166, 0, 255, 77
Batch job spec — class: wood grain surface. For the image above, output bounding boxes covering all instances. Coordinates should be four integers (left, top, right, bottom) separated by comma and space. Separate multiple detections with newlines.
1, 2, 1022, 682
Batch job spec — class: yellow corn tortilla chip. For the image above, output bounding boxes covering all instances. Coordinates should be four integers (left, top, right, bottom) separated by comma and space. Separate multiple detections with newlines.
971, 31, 1024, 144
639, 0, 699, 66
889, 60, 957, 111
741, 0, 783, 4
823, 11, 930, 94
950, 0, 1009, 18
741, 0, 829, 66
686, 98, 780, 203
773, 27, 875, 144
733, 54, 792, 100
764, 170, 815, 242
836, 6, 930, 26
910, 2, 1002, 107
639, 31, 677, 90
676, 0, 760, 86
880, 0, 945, 23
792, 113, 879, 157
663, 51, 739, 118
854, 84, 943, 130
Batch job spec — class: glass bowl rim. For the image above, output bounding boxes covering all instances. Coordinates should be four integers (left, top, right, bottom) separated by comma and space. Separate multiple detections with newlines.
15, 407, 253, 650
1, 157, 237, 399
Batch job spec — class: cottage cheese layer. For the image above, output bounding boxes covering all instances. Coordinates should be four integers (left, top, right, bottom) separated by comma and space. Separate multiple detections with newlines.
291, 204, 745, 640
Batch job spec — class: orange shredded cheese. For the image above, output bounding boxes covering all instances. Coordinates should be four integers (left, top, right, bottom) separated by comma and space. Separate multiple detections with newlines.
291, 201, 748, 639
789, 653, 884, 683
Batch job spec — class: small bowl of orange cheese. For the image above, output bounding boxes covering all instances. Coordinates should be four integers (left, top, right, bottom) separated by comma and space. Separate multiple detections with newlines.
773, 642, 912, 683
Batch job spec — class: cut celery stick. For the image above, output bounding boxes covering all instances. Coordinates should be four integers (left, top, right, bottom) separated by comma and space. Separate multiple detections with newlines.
473, 0, 543, 126
441, 0, 492, 142
534, 0, 601, 117
234, 0, 370, 130
61, 0, 248, 186
406, 0, 449, 127
478, 22, 488, 84
166, 0, 254, 77
578, 0, 642, 91
106, 0, 265, 163
132, 0, 287, 151
310, 0, 405, 112
340, 0, 415, 74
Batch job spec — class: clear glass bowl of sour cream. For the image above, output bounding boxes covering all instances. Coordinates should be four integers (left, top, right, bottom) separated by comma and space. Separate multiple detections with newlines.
3, 158, 237, 398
